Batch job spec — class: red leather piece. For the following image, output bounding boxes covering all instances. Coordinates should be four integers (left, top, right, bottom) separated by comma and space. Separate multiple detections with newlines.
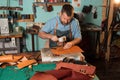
46, 69, 72, 79
30, 69, 91, 80
30, 72, 57, 80
56, 62, 96, 75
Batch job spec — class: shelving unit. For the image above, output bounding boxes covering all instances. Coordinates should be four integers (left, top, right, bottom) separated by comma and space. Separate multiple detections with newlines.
0, 5, 34, 22
0, 1, 24, 54
0, 6, 23, 11
16, 14, 34, 22
33, 2, 70, 6
0, 32, 23, 54
16, 19, 34, 22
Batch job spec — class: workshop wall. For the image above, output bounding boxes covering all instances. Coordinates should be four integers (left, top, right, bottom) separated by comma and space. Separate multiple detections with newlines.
81, 0, 102, 26
0, 0, 103, 51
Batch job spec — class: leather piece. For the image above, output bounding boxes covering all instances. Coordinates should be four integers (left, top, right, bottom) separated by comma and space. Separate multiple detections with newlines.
30, 72, 57, 80
30, 69, 91, 80
51, 46, 84, 55
0, 55, 23, 62
63, 71, 91, 80
56, 62, 96, 75
17, 59, 36, 69
46, 69, 72, 79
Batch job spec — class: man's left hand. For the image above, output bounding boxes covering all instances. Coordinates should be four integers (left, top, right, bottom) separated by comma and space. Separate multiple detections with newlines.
63, 42, 73, 49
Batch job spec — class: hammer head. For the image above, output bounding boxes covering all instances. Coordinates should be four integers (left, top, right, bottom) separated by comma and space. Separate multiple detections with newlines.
58, 36, 66, 42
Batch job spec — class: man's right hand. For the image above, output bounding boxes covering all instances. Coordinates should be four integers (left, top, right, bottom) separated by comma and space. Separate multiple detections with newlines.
38, 31, 58, 42
51, 35, 58, 42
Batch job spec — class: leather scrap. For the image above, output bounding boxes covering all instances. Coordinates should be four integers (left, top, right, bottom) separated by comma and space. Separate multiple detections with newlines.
30, 69, 91, 80
30, 72, 57, 80
51, 46, 84, 55
0, 63, 11, 68
0, 55, 23, 62
56, 62, 96, 75
17, 59, 37, 69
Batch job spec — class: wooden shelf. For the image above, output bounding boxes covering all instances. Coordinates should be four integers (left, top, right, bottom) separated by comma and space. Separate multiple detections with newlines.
0, 47, 18, 51
0, 32, 22, 39
16, 19, 34, 22
33, 2, 70, 6
0, 6, 23, 11
16, 14, 34, 22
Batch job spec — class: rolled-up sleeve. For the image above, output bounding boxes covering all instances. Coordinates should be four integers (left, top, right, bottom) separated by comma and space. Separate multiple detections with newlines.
41, 22, 51, 33
72, 20, 82, 39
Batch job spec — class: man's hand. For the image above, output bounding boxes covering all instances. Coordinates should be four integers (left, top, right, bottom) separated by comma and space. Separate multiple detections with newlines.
63, 42, 73, 49
63, 38, 81, 49
57, 42, 64, 47
51, 35, 58, 42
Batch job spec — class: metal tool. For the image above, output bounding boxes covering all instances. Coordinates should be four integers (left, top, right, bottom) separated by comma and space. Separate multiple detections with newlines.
58, 36, 66, 42
57, 36, 66, 47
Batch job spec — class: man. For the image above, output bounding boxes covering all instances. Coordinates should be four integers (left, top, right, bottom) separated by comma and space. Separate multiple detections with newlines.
38, 4, 82, 49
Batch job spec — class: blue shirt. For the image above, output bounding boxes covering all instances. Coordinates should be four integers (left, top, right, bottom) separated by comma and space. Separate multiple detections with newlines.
40, 16, 82, 39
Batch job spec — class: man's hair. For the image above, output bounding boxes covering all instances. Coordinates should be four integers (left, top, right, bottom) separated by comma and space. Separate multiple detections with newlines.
61, 4, 74, 17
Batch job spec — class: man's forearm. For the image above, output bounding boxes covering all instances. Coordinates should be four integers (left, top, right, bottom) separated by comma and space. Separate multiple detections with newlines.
38, 31, 53, 39
38, 31, 58, 42
70, 38, 81, 46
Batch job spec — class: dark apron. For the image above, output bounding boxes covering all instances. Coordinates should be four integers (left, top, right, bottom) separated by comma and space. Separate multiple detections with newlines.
49, 21, 72, 48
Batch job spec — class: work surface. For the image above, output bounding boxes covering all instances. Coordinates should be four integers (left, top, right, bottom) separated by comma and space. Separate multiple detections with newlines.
0, 52, 99, 80
0, 32, 23, 39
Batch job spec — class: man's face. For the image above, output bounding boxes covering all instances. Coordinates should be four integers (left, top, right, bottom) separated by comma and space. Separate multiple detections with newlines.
60, 12, 73, 25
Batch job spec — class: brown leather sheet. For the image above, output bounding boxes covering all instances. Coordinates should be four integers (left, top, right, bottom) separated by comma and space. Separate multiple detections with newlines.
17, 59, 36, 69
0, 55, 23, 62
51, 46, 84, 55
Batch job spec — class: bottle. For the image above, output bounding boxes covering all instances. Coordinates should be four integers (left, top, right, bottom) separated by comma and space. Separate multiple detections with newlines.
63, 0, 67, 2
22, 45, 28, 52
3, 11, 5, 18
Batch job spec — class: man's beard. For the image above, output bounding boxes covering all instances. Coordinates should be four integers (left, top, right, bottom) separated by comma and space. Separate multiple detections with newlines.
60, 20, 69, 25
